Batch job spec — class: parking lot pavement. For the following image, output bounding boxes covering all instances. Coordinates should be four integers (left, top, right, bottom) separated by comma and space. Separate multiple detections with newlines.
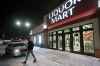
0, 47, 100, 66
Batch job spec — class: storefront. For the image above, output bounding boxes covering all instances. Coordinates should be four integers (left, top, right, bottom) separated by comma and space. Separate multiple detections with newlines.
47, 0, 100, 57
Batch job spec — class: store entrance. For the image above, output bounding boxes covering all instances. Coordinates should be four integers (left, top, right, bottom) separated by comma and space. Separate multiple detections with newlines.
48, 24, 94, 56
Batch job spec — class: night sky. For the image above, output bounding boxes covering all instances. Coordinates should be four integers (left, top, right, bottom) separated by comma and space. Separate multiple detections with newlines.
0, 0, 64, 38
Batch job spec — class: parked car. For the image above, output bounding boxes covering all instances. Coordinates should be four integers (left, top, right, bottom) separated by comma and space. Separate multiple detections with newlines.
0, 40, 10, 56
0, 44, 7, 56
6, 42, 27, 56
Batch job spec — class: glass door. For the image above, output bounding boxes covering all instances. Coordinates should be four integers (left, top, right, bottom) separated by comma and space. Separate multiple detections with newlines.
65, 34, 70, 51
58, 35, 62, 50
73, 32, 80, 52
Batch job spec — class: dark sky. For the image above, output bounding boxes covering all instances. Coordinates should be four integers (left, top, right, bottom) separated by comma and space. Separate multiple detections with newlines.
0, 0, 64, 38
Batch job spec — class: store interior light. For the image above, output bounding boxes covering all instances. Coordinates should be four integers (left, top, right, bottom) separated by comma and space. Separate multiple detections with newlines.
34, 36, 36, 44
39, 35, 42, 44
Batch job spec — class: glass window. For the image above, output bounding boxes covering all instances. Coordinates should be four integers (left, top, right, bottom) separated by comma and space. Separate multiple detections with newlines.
53, 35, 56, 48
72, 27, 80, 31
58, 31, 62, 34
83, 30, 94, 53
38, 35, 42, 44
53, 32, 56, 34
65, 34, 70, 51
48, 36, 52, 48
73, 32, 80, 52
64, 29, 70, 33
83, 24, 93, 30
34, 36, 36, 44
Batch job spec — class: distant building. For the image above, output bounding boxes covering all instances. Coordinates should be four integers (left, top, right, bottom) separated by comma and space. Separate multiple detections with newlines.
32, 15, 48, 48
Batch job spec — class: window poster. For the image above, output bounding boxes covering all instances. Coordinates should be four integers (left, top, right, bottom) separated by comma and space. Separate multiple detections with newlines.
83, 31, 94, 53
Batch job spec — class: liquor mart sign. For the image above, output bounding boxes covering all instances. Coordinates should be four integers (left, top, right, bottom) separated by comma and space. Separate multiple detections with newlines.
48, 0, 81, 24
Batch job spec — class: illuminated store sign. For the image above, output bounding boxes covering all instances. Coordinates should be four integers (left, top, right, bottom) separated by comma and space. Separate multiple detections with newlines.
48, 0, 81, 23
98, 0, 100, 7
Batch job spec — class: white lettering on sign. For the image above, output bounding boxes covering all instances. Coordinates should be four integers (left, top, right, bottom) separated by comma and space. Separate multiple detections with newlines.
98, 0, 100, 7
48, 0, 81, 24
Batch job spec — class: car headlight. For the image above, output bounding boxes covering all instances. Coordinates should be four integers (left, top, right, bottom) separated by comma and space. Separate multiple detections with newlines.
13, 49, 21, 56
14, 49, 20, 53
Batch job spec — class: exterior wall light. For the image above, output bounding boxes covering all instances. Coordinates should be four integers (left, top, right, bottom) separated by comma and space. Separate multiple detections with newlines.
43, 24, 47, 29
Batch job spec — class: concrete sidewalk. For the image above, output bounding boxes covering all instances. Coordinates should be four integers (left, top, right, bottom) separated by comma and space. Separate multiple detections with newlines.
4, 47, 100, 66
22, 47, 100, 66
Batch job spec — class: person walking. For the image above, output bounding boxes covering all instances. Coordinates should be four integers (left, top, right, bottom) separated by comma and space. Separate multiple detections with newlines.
23, 37, 36, 64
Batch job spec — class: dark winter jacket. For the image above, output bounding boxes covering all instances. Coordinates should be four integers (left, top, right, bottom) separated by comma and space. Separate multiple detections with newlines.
27, 40, 34, 50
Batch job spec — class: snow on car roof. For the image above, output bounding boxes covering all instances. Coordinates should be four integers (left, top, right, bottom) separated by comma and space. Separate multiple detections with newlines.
9, 41, 25, 44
